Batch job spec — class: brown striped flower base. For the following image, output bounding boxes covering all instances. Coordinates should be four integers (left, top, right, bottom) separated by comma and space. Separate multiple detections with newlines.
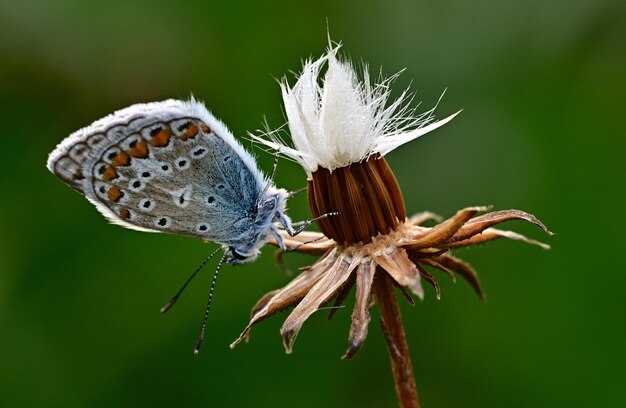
307, 156, 405, 245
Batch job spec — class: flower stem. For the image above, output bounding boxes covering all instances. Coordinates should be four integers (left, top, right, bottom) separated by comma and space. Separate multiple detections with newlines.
374, 271, 420, 408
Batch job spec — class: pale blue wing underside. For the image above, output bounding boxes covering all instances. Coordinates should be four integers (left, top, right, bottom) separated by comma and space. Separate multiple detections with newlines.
47, 99, 268, 245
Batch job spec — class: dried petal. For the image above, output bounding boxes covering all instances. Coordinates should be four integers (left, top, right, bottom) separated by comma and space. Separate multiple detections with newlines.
410, 248, 450, 259
435, 254, 485, 300
449, 209, 552, 244
415, 263, 441, 300
407, 211, 443, 225
444, 227, 550, 250
250, 289, 281, 318
405, 206, 489, 250
328, 271, 356, 321
418, 257, 456, 283
343, 260, 376, 359
281, 255, 359, 353
230, 251, 335, 349
391, 280, 416, 306
242, 203, 550, 361
375, 247, 424, 299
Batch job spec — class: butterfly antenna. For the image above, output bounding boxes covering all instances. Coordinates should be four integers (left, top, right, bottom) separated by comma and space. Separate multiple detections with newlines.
256, 149, 281, 207
160, 247, 221, 314
286, 186, 307, 198
268, 148, 280, 182
194, 251, 227, 355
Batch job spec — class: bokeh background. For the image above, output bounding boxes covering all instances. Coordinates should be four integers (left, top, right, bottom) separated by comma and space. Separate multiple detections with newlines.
1, 1, 624, 407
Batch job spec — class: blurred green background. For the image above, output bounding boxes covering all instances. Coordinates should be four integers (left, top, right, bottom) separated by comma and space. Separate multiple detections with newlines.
1, 1, 624, 407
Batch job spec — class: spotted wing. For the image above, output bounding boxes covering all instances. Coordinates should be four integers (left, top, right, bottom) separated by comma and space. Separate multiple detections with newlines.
47, 99, 267, 243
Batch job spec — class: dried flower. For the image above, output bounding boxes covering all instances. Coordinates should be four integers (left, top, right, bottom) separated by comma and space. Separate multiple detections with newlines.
232, 43, 551, 407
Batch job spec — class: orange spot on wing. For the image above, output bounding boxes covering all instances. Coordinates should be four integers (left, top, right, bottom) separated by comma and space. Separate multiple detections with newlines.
180, 123, 198, 141
127, 139, 149, 158
119, 208, 130, 219
107, 187, 123, 202
150, 128, 171, 147
102, 165, 118, 181
200, 123, 210, 133
112, 151, 130, 166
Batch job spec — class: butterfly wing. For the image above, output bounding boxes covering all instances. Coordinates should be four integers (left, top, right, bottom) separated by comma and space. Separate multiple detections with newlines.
47, 99, 267, 243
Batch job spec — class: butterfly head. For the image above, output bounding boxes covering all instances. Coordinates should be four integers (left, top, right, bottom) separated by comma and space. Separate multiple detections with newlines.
225, 246, 257, 264
225, 187, 289, 265
255, 187, 287, 224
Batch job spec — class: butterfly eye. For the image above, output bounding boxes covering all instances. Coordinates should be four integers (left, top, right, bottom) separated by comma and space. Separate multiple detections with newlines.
230, 248, 248, 261
263, 198, 276, 211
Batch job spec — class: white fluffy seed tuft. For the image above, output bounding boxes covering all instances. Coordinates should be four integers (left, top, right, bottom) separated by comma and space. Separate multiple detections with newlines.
253, 43, 460, 177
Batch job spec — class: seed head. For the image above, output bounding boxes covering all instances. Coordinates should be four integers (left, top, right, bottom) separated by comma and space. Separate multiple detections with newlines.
234, 43, 551, 357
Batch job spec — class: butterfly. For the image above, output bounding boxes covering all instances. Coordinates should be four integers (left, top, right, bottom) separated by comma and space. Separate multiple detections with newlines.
47, 99, 335, 352
47, 98, 305, 264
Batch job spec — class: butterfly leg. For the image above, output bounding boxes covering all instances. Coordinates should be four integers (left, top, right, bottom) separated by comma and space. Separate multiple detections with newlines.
284, 235, 327, 252
273, 248, 295, 276
271, 227, 288, 252
270, 225, 324, 275
277, 211, 340, 237
289, 220, 311, 228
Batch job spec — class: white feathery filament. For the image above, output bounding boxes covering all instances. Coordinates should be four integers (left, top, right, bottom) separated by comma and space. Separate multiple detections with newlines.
254, 43, 460, 177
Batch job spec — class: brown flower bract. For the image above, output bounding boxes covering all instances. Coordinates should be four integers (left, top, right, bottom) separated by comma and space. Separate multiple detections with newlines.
231, 158, 551, 358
